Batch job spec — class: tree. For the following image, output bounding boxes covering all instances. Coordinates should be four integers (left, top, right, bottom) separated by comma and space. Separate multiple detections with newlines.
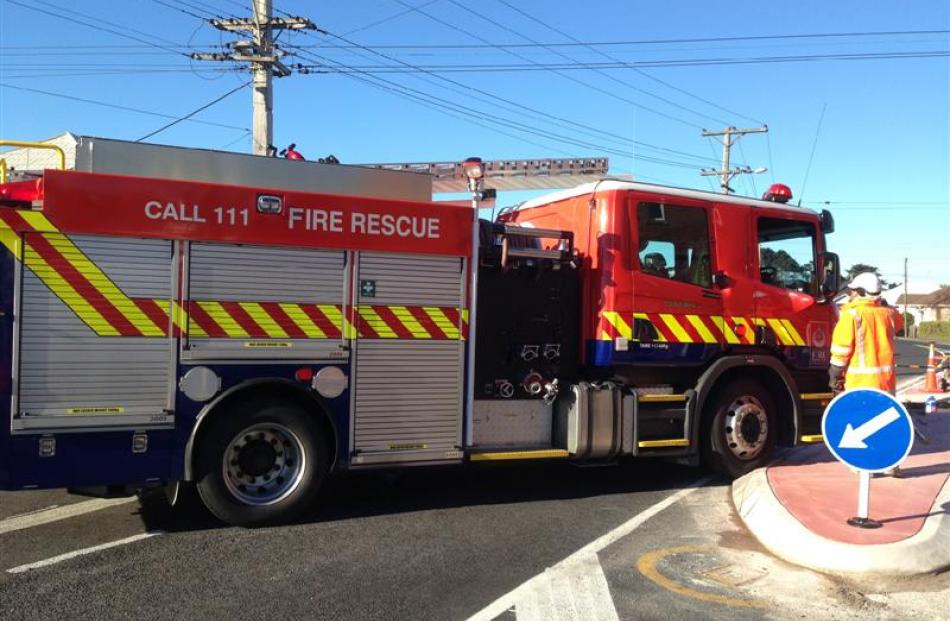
845, 263, 881, 281
845, 263, 892, 289
900, 312, 915, 337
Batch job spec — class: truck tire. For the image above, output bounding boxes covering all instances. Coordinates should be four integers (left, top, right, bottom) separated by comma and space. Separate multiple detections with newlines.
195, 399, 330, 527
702, 380, 777, 479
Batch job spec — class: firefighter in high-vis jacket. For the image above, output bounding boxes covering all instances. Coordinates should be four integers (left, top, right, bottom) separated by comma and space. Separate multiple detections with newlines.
829, 271, 903, 394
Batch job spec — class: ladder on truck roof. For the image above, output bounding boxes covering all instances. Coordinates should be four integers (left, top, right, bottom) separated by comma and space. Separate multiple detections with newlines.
1, 136, 619, 199
366, 157, 612, 193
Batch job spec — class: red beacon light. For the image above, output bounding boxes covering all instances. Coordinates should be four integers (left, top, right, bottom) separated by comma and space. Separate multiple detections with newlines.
762, 183, 793, 204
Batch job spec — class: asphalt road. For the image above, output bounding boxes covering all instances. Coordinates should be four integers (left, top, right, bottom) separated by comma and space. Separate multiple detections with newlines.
2, 455, 947, 620
0, 344, 946, 620
895, 337, 950, 378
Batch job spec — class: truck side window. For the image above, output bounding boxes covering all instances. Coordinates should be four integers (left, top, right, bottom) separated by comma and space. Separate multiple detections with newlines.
636, 202, 711, 287
757, 217, 817, 294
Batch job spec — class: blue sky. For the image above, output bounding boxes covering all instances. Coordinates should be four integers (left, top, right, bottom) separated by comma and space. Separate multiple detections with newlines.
1, 1, 948, 287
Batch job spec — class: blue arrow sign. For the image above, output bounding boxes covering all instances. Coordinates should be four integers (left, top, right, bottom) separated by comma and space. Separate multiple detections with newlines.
822, 388, 914, 473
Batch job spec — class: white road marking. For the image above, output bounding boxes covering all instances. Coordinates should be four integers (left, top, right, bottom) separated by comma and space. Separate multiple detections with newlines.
6, 532, 160, 574
0, 496, 138, 536
467, 476, 713, 621
514, 553, 620, 621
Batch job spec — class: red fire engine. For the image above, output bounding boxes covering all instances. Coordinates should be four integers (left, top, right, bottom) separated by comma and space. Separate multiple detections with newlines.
0, 138, 840, 526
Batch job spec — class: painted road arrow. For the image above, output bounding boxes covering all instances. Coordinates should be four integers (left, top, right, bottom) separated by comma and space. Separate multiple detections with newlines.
838, 406, 900, 449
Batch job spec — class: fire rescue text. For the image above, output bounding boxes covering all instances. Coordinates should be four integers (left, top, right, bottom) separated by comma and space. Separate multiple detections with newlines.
287, 206, 440, 239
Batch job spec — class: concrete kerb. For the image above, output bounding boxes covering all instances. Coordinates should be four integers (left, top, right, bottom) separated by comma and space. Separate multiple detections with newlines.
732, 468, 950, 577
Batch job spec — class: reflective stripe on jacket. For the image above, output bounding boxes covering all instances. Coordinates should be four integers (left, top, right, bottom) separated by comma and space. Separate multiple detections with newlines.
830, 298, 903, 392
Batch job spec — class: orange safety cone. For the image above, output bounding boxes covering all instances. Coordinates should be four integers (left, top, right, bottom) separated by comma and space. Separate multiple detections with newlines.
925, 342, 939, 392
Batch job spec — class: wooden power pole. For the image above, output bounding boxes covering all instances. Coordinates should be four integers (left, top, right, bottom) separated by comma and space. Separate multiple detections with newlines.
192, 1, 315, 155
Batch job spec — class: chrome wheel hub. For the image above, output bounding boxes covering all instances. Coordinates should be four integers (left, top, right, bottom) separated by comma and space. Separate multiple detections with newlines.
723, 396, 769, 461
223, 423, 306, 506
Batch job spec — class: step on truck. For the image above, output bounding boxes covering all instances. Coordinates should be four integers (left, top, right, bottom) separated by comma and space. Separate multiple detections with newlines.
0, 137, 841, 526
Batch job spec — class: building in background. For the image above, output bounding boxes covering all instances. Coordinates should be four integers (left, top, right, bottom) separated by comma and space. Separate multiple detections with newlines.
895, 287, 950, 335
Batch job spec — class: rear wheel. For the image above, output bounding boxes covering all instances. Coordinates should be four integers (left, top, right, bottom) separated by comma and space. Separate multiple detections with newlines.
702, 380, 777, 478
195, 399, 330, 527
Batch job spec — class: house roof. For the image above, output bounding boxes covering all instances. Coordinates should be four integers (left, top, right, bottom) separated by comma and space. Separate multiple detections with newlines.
897, 286, 950, 306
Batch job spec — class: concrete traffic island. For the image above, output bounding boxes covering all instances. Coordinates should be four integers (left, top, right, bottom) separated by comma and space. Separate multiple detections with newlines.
732, 409, 950, 577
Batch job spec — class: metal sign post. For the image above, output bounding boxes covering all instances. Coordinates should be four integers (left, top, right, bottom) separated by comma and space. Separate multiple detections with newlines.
851, 470, 877, 529
821, 388, 915, 529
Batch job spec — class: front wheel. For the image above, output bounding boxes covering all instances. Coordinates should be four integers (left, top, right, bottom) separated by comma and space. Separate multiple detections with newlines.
702, 380, 777, 479
195, 399, 330, 527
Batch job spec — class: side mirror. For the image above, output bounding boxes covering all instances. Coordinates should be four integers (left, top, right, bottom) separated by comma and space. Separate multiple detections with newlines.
820, 209, 835, 234
820, 251, 841, 300
712, 271, 731, 289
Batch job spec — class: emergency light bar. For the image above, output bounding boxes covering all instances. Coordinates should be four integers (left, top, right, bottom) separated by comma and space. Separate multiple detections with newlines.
364, 157, 611, 193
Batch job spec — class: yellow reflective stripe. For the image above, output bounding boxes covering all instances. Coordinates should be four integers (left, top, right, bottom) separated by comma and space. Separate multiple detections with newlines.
781, 319, 806, 346
660, 314, 692, 343
767, 318, 795, 345
389, 306, 432, 339
711, 316, 740, 344
731, 317, 755, 344
634, 312, 666, 342
18, 211, 58, 233
0, 219, 22, 259
598, 330, 612, 341
686, 315, 717, 343
23, 246, 118, 335
239, 302, 287, 338
279, 303, 325, 338
171, 301, 206, 337
603, 311, 633, 339
423, 306, 460, 339
317, 304, 344, 332
357, 305, 397, 338
41, 234, 164, 336
198, 301, 248, 337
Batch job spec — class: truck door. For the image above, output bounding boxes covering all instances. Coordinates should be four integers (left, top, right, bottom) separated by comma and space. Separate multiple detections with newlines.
629, 198, 724, 364
350, 252, 466, 465
15, 233, 175, 431
752, 215, 828, 369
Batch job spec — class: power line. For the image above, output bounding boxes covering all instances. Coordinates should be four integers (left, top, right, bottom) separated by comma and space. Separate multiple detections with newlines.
294, 29, 950, 50
392, 0, 704, 130
148, 0, 206, 20
765, 132, 776, 184
805, 201, 950, 205
136, 82, 250, 141
0, 82, 248, 133
288, 50, 950, 73
798, 103, 827, 205
6, 28, 944, 51
0, 44, 222, 50
492, 0, 760, 126
294, 30, 721, 164
284, 44, 702, 168
5, 0, 190, 57
4, 69, 243, 79
340, 0, 443, 36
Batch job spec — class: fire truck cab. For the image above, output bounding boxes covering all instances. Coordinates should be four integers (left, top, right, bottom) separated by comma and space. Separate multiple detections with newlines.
0, 138, 840, 526
493, 181, 840, 475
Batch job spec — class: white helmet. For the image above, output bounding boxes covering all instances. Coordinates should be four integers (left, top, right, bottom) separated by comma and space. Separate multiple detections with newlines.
848, 271, 882, 296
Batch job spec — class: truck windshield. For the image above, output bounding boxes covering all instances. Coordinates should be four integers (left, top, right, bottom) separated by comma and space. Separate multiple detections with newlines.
757, 217, 817, 295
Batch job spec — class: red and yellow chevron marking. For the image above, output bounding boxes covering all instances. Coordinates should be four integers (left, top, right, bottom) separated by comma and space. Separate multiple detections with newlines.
0, 210, 469, 341
598, 311, 806, 347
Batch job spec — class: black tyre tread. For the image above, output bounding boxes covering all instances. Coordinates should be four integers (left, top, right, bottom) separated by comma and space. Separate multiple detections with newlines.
195, 398, 330, 527
701, 379, 777, 479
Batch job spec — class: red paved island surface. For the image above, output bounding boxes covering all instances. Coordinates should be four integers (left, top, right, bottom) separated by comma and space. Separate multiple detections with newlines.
767, 410, 949, 545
